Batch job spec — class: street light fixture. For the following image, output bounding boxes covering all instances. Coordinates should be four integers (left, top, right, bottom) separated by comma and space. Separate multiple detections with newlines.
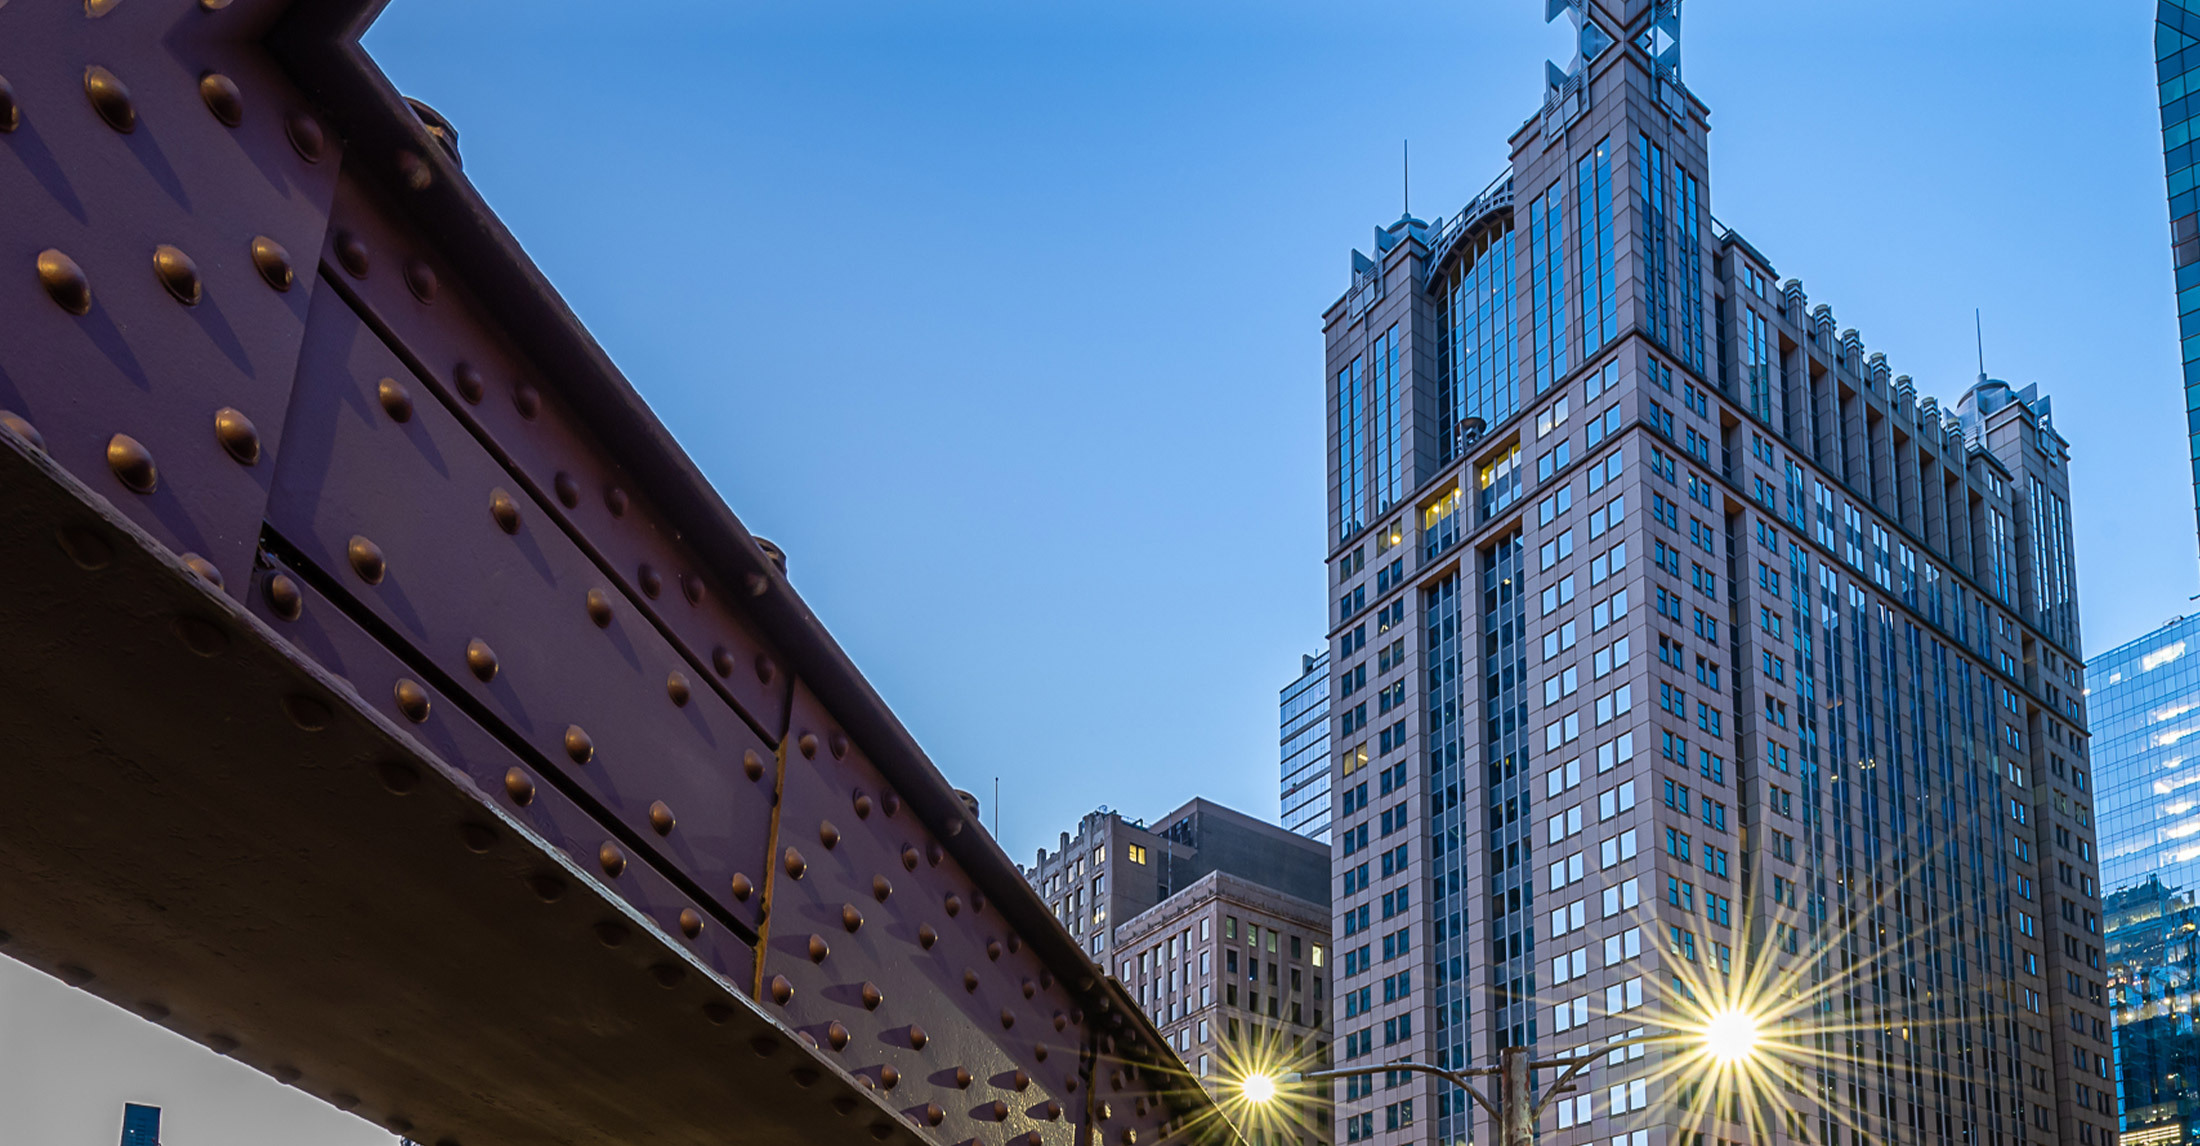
1240, 1023, 1762, 1146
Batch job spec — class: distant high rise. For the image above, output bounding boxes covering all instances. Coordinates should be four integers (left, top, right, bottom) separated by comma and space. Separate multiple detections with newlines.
118, 1104, 160, 1146
2095, 615, 2200, 895
2104, 878, 2200, 1146
2161, 1, 2200, 543
1019, 798, 1330, 958
1320, 4, 2106, 1146
1282, 651, 1334, 841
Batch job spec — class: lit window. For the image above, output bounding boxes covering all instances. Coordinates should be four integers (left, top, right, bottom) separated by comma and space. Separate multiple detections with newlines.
1126, 844, 1148, 865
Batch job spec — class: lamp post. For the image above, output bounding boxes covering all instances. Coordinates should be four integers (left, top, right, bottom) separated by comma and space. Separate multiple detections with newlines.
1241, 1016, 1758, 1146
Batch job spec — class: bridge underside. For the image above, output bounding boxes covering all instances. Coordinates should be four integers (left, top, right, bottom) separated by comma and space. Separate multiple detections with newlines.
0, 432, 923, 1146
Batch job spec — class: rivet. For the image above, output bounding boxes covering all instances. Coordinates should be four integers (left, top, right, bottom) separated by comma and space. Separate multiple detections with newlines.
651, 963, 684, 988
711, 646, 735, 677
58, 532, 111, 571
371, 379, 414, 426
0, 76, 17, 133
1122, 1129, 1137, 1144
405, 259, 438, 302
269, 1065, 300, 1084
563, 725, 593, 764
152, 245, 201, 305
397, 149, 431, 192
250, 236, 292, 290
1022, 978, 1036, 999
730, 873, 754, 901
265, 573, 302, 620
106, 434, 156, 493
1064, 1074, 1077, 1092
944, 894, 962, 918
198, 73, 242, 126
1033, 1043, 1049, 1062
791, 1066, 819, 1087
679, 908, 703, 938
378, 760, 420, 794
489, 488, 521, 533
593, 921, 629, 947
460, 823, 495, 853
1043, 1106, 1064, 1127
926, 842, 943, 867
666, 671, 690, 706
882, 791, 900, 817
1038, 969, 1052, 989
798, 733, 818, 759
174, 616, 228, 657
742, 750, 764, 781
393, 679, 430, 722
841, 904, 863, 932
755, 655, 777, 684
1012, 1070, 1030, 1092
861, 982, 883, 1010
637, 563, 661, 598
213, 407, 260, 465
598, 842, 625, 878
513, 384, 540, 419
829, 1095, 854, 1115
783, 847, 806, 879
584, 588, 614, 627
384, 1118, 412, 1137
986, 940, 1001, 961
84, 66, 135, 132
954, 1067, 972, 1089
867, 1122, 893, 1141
963, 970, 978, 993
972, 892, 986, 914
285, 110, 324, 161
200, 0, 234, 10
901, 846, 920, 871
807, 934, 830, 963
871, 875, 892, 902
917, 923, 937, 950
503, 767, 534, 805
1005, 933, 1019, 953
704, 1003, 735, 1024
829, 732, 848, 759
649, 800, 676, 835
988, 1100, 1010, 1122
347, 535, 385, 584
180, 553, 223, 589
37, 250, 90, 315
770, 974, 793, 1005
745, 572, 769, 597
820, 821, 840, 849
909, 1025, 929, 1051
1, 411, 44, 452
604, 485, 628, 515
920, 1103, 942, 1126
455, 363, 487, 405
528, 873, 565, 901
1053, 1012, 1067, 1032
465, 639, 497, 681
335, 231, 369, 278
329, 1094, 360, 1112
826, 1021, 850, 1051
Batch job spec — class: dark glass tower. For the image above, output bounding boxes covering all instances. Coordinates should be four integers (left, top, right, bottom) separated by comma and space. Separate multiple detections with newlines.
2161, 1, 2200, 542
118, 1104, 160, 1146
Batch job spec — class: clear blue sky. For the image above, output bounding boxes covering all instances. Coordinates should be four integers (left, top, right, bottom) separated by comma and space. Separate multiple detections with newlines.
358, 0, 2193, 866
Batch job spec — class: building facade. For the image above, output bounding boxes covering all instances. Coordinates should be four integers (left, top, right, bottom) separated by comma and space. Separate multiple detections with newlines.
118, 1104, 160, 1146
1022, 798, 1331, 959
1320, 6, 2108, 1146
2104, 878, 2200, 1146
1286, 651, 1337, 841
2160, 0, 2200, 543
1116, 870, 1333, 1146
2095, 615, 2200, 897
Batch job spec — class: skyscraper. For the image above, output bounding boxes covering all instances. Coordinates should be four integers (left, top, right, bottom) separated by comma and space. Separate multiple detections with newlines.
1321, 5, 2107, 1146
2103, 877, 2199, 1146
118, 1104, 160, 1146
2159, 0, 2200, 543
1285, 651, 1336, 841
2095, 616, 2200, 896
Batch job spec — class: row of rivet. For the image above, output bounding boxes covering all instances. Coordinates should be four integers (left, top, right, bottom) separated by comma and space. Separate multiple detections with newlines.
35, 238, 292, 316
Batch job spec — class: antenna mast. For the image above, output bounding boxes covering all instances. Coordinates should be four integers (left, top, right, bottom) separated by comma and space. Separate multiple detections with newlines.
1975, 309, 1986, 382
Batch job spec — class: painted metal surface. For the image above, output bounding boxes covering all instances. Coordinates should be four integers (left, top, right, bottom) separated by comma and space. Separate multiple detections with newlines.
0, 3, 1235, 1145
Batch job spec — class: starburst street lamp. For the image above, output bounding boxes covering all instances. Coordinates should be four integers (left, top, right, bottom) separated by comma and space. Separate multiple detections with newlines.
1239, 1014, 1765, 1146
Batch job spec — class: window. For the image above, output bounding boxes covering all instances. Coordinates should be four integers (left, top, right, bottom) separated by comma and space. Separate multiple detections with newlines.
1126, 844, 1147, 864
